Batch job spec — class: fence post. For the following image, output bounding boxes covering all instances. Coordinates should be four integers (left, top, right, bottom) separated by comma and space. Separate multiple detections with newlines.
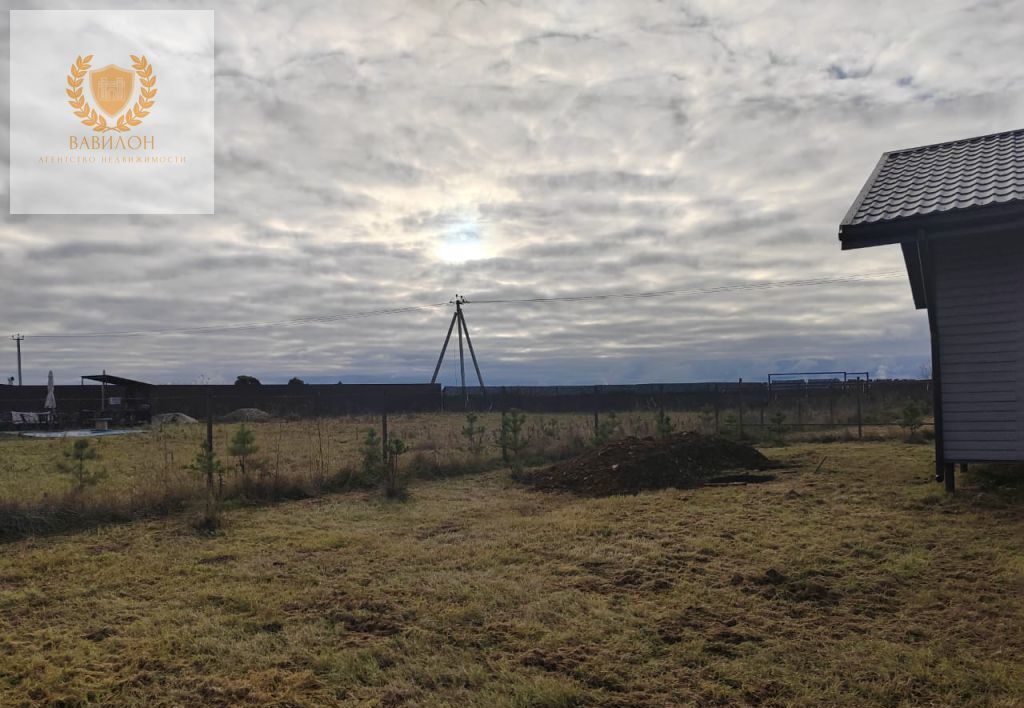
737, 378, 744, 438
713, 384, 720, 434
205, 386, 213, 453
205, 386, 214, 514
856, 380, 863, 439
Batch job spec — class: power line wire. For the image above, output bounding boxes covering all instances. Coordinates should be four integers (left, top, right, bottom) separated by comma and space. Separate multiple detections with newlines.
28, 303, 450, 339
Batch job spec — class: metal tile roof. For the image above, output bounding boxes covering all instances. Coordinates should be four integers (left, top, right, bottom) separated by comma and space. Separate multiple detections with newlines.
842, 128, 1024, 229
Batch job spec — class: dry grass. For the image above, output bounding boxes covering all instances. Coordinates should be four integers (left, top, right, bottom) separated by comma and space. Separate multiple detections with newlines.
1, 440, 1022, 706
0, 410, 736, 538
0, 413, 597, 501
0, 410, 910, 502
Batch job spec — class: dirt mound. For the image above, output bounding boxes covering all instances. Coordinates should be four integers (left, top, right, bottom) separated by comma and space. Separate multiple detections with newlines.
517, 432, 773, 496
153, 412, 198, 424
221, 408, 271, 423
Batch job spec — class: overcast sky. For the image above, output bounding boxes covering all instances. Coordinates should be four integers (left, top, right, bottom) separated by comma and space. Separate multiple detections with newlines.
2, 0, 1023, 386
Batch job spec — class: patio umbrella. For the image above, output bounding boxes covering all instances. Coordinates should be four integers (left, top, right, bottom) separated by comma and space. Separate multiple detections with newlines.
44, 370, 56, 411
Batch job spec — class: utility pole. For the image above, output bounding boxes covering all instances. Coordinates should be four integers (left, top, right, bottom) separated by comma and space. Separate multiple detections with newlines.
430, 295, 486, 409
11, 334, 24, 386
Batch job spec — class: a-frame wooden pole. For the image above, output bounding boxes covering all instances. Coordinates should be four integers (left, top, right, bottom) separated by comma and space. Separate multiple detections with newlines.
458, 309, 486, 390
456, 299, 467, 407
430, 311, 459, 384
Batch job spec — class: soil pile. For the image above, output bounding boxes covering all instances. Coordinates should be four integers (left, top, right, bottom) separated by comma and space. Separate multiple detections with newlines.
518, 432, 773, 496
221, 408, 271, 423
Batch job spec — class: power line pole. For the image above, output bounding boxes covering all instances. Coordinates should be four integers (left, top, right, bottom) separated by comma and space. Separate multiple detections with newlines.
430, 295, 486, 408
11, 334, 24, 386
456, 298, 466, 405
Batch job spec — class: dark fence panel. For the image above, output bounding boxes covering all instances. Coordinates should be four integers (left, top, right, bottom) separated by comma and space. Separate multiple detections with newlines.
0, 383, 443, 424
2, 379, 933, 424
442, 380, 932, 413
149, 384, 442, 418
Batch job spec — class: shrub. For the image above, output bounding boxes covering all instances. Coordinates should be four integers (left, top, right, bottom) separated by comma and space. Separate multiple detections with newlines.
768, 411, 787, 445
384, 438, 408, 498
462, 413, 487, 459
187, 440, 226, 528
360, 429, 385, 481
228, 424, 259, 480
656, 409, 675, 437
497, 409, 529, 473
540, 417, 560, 439
593, 411, 623, 446
57, 439, 106, 491
901, 403, 925, 442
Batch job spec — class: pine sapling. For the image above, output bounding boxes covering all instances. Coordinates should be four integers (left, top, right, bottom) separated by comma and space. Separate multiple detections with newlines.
58, 438, 105, 492
228, 424, 258, 480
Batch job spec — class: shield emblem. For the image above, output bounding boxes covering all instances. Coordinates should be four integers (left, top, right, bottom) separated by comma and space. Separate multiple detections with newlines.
89, 64, 134, 117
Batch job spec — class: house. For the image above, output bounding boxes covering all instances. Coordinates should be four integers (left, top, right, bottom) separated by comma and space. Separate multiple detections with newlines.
839, 128, 1024, 491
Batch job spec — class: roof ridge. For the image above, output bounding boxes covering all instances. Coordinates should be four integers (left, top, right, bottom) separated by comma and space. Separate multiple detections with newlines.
887, 126, 1024, 157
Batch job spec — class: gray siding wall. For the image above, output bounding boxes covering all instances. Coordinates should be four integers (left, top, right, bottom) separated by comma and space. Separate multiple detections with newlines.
935, 232, 1024, 461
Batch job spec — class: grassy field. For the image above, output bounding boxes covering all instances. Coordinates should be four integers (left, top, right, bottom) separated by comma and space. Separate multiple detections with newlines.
1, 440, 1022, 706
0, 410, 909, 502
0, 412, 608, 503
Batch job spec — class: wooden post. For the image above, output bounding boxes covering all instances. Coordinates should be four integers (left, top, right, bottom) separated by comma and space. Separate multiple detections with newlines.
430, 311, 458, 385
737, 378, 744, 438
713, 384, 720, 434
856, 379, 863, 440
456, 301, 467, 409
205, 386, 213, 453
205, 386, 214, 512
11, 334, 23, 386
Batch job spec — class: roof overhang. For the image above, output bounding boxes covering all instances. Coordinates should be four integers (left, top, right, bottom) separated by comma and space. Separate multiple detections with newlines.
81, 374, 152, 388
839, 200, 1024, 250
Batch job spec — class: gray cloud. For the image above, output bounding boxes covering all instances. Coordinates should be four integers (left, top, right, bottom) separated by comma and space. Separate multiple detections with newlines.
2, 0, 1022, 385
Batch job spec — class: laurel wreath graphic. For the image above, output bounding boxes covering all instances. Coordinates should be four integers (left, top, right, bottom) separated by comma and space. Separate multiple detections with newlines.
66, 54, 158, 132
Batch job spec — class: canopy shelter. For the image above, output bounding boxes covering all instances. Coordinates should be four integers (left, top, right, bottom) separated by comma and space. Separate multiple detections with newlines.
80, 373, 153, 425
839, 127, 1024, 491
80, 374, 153, 388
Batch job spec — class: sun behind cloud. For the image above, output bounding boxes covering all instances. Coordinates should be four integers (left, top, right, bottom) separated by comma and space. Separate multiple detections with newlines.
436, 217, 487, 263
